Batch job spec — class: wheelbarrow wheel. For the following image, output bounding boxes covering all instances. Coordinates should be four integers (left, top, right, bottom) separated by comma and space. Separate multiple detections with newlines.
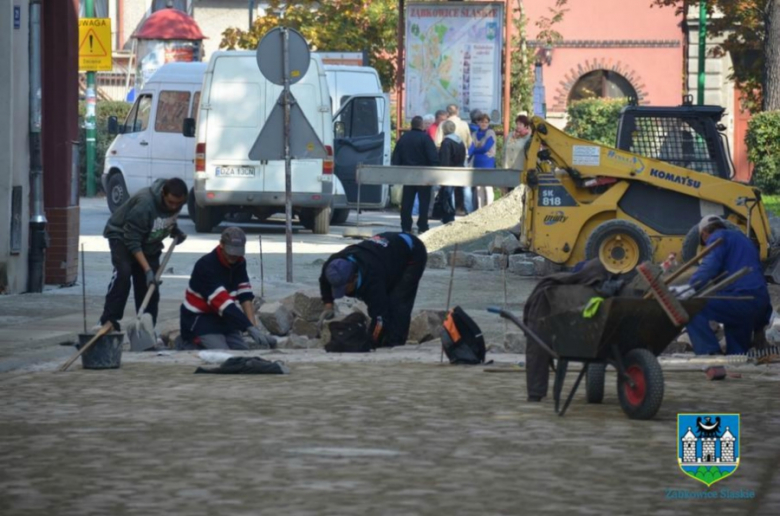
585, 363, 606, 404
617, 349, 664, 420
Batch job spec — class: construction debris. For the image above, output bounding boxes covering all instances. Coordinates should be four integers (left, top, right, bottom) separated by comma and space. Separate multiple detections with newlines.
408, 310, 447, 343
427, 251, 448, 269
257, 302, 294, 336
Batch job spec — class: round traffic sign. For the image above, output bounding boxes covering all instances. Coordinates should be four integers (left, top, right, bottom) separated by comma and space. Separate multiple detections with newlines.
255, 27, 311, 86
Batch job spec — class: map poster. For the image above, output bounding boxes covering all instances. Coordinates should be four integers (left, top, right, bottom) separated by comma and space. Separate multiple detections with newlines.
405, 2, 504, 123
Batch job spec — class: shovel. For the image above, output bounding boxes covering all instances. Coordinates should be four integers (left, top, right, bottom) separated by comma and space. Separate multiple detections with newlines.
127, 241, 177, 351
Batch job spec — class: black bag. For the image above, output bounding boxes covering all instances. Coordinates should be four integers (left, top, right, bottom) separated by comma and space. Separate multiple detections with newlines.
440, 306, 486, 364
324, 312, 374, 353
432, 189, 454, 220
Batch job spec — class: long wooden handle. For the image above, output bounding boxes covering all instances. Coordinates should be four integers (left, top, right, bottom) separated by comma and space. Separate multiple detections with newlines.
136, 241, 177, 317
643, 238, 723, 300
59, 322, 113, 372
664, 238, 723, 285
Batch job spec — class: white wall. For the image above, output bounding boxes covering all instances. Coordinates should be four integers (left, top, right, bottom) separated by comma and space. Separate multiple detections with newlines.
193, 0, 250, 60
0, 0, 31, 293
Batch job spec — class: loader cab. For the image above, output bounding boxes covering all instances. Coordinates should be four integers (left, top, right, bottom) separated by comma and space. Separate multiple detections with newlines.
615, 104, 733, 180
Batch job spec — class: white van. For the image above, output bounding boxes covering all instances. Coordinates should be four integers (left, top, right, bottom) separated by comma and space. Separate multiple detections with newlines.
186, 51, 339, 233
102, 62, 207, 213
325, 65, 391, 218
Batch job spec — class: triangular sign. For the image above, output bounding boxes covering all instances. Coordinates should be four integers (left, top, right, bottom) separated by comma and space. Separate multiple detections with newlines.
249, 91, 328, 161
79, 28, 108, 57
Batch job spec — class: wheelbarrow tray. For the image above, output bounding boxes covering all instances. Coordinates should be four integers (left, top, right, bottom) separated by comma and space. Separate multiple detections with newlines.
534, 285, 707, 361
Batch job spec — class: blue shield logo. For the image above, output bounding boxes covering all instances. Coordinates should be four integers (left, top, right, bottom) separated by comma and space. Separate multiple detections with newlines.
678, 413, 740, 487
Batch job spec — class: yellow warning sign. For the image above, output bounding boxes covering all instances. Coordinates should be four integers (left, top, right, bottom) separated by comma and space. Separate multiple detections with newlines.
79, 18, 112, 72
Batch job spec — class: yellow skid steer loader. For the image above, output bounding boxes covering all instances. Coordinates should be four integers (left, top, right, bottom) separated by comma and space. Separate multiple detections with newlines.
520, 103, 774, 275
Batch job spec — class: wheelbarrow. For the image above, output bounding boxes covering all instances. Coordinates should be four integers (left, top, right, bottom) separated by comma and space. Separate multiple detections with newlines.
489, 285, 707, 420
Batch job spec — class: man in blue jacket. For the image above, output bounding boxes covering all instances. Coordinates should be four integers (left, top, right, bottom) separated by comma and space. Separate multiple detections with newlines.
682, 215, 772, 355
179, 227, 275, 350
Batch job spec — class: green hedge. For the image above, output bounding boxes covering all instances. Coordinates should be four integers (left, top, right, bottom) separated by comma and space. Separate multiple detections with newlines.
564, 98, 630, 147
746, 111, 780, 194
77, 100, 132, 195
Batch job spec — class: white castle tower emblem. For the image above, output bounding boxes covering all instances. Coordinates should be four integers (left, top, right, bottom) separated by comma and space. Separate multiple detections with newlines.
678, 414, 740, 487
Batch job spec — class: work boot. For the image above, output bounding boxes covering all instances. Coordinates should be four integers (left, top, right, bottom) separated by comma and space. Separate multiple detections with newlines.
527, 395, 543, 402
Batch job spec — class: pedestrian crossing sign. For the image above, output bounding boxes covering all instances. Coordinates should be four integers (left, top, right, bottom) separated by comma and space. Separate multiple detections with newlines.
79, 18, 112, 72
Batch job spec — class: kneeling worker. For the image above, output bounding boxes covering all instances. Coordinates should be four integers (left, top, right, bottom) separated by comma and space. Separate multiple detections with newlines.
320, 232, 427, 347
682, 215, 772, 355
180, 227, 274, 349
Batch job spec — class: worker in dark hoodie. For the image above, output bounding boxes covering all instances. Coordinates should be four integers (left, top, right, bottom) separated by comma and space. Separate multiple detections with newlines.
99, 177, 188, 330
319, 232, 427, 348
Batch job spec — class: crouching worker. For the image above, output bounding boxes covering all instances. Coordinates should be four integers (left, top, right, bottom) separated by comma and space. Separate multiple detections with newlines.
681, 215, 772, 355
179, 227, 275, 350
319, 232, 427, 348
100, 177, 187, 331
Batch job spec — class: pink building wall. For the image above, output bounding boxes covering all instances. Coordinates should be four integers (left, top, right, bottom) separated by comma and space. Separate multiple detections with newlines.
522, 0, 685, 112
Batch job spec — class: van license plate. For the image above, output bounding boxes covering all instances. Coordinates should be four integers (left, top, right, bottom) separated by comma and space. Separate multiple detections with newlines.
216, 166, 255, 178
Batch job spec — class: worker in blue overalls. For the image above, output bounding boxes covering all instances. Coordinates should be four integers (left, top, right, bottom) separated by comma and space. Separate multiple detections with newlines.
679, 215, 772, 355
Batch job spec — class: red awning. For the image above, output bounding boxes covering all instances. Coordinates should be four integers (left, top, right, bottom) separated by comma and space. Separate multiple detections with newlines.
133, 8, 206, 41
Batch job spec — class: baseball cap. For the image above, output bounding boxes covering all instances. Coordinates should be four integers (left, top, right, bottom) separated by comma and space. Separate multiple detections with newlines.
324, 258, 356, 299
698, 215, 725, 234
220, 226, 246, 257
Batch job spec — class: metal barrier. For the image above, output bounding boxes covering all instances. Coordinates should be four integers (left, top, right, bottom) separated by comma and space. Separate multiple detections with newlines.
356, 165, 522, 188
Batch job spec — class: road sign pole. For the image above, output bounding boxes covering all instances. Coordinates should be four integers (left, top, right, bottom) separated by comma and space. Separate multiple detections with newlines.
85, 0, 97, 197
282, 28, 293, 283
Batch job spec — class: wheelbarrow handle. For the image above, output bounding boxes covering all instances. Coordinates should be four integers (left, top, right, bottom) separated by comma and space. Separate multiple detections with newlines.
487, 307, 560, 359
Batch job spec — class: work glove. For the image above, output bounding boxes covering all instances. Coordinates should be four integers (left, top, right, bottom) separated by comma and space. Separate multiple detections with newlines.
317, 308, 336, 330
669, 285, 694, 300
145, 269, 160, 288
171, 227, 187, 245
247, 326, 277, 349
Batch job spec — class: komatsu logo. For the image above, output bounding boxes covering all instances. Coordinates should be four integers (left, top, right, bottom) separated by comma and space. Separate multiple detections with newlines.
650, 168, 701, 189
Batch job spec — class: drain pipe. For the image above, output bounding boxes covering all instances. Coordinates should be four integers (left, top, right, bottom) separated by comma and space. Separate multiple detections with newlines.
28, 0, 47, 292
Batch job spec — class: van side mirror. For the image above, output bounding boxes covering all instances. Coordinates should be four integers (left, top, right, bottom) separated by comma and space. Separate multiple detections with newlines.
107, 116, 120, 135
182, 117, 196, 138
334, 120, 346, 139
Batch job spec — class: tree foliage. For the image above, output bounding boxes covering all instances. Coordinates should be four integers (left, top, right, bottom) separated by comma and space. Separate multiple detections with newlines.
509, 0, 569, 117
651, 0, 778, 111
78, 100, 132, 195
220, 0, 398, 90
746, 110, 780, 193
564, 98, 630, 147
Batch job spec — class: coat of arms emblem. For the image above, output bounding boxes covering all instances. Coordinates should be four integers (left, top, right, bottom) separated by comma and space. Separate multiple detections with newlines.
678, 413, 740, 487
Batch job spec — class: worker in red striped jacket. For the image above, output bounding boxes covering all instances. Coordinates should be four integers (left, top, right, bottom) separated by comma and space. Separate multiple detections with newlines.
179, 227, 275, 350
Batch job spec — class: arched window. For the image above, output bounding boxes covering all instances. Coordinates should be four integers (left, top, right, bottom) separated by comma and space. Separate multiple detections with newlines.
569, 70, 637, 102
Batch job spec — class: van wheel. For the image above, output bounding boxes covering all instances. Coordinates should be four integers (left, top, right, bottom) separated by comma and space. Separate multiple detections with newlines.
187, 188, 197, 219
192, 199, 223, 233
300, 207, 331, 234
331, 208, 350, 226
106, 174, 129, 213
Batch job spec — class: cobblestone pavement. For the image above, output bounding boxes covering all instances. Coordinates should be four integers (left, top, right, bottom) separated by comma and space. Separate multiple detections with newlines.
1, 351, 779, 515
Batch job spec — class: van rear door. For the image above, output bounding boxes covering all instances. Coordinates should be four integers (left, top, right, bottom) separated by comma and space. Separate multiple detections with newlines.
150, 87, 193, 183
203, 56, 266, 195
333, 94, 389, 208
263, 80, 326, 195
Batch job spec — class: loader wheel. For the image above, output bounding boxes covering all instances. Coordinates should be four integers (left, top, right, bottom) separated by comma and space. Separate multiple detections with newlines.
586, 220, 654, 274
681, 219, 741, 263
617, 349, 664, 420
